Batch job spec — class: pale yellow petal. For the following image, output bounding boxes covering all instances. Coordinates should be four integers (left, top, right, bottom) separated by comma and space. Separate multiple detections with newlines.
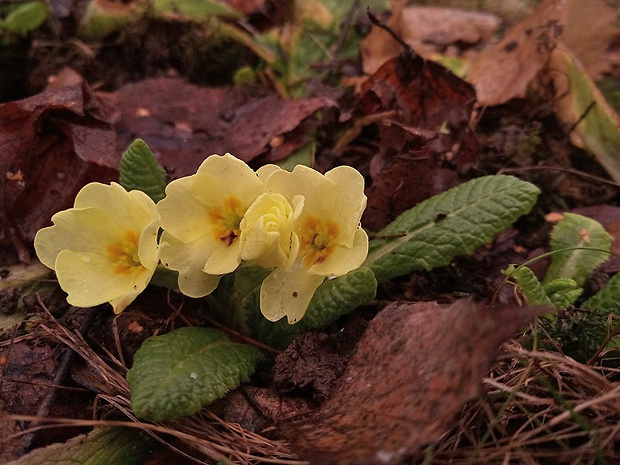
55, 250, 153, 310
177, 269, 220, 298
192, 154, 263, 207
309, 228, 369, 276
264, 164, 338, 218
256, 164, 282, 183
260, 267, 325, 324
34, 208, 126, 269
159, 232, 220, 297
137, 219, 161, 270
325, 166, 367, 245
74, 182, 156, 232
158, 175, 212, 243
204, 239, 242, 275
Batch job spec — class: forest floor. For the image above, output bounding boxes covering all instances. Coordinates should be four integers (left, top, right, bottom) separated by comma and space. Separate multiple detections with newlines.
1, 1, 620, 464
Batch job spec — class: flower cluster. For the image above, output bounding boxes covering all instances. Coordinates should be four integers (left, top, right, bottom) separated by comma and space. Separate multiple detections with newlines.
35, 154, 368, 323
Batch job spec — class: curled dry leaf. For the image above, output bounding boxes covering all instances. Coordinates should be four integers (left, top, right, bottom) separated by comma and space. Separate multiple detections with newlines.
281, 299, 543, 465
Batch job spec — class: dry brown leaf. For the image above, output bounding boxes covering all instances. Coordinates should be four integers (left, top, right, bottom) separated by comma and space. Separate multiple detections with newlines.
106, 78, 329, 177
361, 4, 500, 75
282, 299, 542, 465
469, 0, 567, 106
0, 68, 118, 254
563, 0, 618, 81
356, 46, 477, 230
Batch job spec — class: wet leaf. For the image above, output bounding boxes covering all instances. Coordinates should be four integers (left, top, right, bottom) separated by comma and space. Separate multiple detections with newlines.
127, 326, 263, 422
282, 299, 543, 465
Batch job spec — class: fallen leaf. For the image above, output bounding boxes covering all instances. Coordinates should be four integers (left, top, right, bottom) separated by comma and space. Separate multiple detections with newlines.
105, 78, 329, 177
281, 299, 542, 465
469, 0, 566, 106
361, 3, 500, 75
356, 44, 477, 230
550, 46, 620, 184
0, 68, 118, 253
562, 0, 618, 81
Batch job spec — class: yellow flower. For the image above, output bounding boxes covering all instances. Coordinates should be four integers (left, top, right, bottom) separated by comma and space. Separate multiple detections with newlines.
158, 154, 270, 297
239, 192, 304, 270
34, 182, 161, 313
259, 165, 368, 323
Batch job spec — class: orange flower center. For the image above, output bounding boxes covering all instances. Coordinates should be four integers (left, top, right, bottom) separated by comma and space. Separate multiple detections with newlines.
207, 196, 246, 247
107, 230, 145, 275
300, 215, 340, 267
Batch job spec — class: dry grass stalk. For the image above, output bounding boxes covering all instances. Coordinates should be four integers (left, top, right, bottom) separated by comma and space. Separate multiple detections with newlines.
9, 313, 619, 464
427, 340, 620, 464
36, 314, 303, 465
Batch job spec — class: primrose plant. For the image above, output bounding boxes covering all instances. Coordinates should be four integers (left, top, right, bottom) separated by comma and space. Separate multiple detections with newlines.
35, 139, 542, 423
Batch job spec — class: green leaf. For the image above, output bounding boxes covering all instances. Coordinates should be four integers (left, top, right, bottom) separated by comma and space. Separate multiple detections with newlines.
503, 264, 552, 306
78, 0, 142, 41
3, 1, 48, 35
275, 141, 315, 171
153, 0, 239, 20
583, 272, 620, 313
301, 267, 377, 330
543, 278, 582, 308
119, 139, 167, 203
552, 48, 620, 183
6, 427, 156, 465
365, 175, 540, 283
544, 213, 612, 286
256, 267, 377, 347
127, 327, 262, 422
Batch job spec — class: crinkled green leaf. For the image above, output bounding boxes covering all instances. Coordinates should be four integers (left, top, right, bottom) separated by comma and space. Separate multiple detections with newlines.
127, 327, 262, 422
503, 264, 552, 306
119, 139, 167, 203
365, 175, 540, 283
543, 278, 582, 308
544, 213, 611, 286
583, 272, 620, 313
301, 267, 377, 329
6, 427, 156, 465
3, 1, 48, 35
